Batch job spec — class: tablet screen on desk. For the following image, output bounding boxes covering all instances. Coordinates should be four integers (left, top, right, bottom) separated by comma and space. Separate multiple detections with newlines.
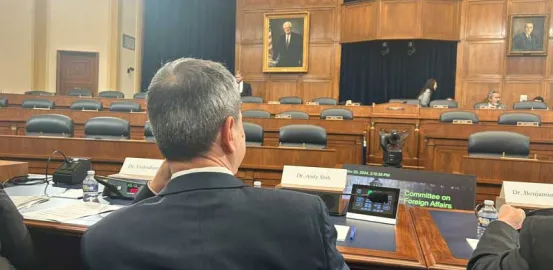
347, 185, 400, 219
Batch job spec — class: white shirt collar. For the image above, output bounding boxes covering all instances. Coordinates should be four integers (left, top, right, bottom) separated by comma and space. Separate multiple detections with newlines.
238, 81, 243, 93
171, 167, 234, 180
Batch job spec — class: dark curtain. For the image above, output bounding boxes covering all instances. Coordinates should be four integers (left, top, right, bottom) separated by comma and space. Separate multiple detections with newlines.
339, 40, 457, 104
141, 0, 236, 91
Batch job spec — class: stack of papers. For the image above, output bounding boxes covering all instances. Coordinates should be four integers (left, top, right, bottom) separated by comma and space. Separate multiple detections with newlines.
334, 225, 351, 241
9, 196, 50, 210
23, 202, 122, 222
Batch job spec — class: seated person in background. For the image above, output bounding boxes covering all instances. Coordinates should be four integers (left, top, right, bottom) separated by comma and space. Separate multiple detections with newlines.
533, 96, 545, 102
235, 71, 252, 97
478, 90, 506, 109
82, 58, 349, 270
0, 188, 36, 270
417, 78, 438, 107
467, 204, 553, 270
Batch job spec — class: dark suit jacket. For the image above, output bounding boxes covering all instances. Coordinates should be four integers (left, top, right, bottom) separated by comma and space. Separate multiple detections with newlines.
467, 217, 553, 270
241, 82, 252, 97
273, 32, 303, 67
513, 32, 541, 51
82, 172, 349, 270
0, 188, 36, 270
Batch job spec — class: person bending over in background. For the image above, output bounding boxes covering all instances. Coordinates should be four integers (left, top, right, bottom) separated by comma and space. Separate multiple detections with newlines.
417, 78, 438, 107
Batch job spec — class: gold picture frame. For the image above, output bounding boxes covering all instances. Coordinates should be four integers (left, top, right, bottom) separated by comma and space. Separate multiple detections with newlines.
263, 11, 310, 73
507, 14, 549, 56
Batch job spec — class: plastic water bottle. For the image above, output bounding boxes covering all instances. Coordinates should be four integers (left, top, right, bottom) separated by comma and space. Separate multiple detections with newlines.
83, 170, 99, 202
476, 200, 499, 239
253, 181, 262, 188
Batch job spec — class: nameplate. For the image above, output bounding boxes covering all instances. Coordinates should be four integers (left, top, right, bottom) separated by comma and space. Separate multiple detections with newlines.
305, 102, 319, 106
325, 116, 343, 121
478, 106, 495, 110
118, 158, 164, 178
517, 121, 539, 127
346, 103, 360, 107
386, 106, 405, 111
268, 101, 281, 105
452, 119, 473, 124
81, 109, 99, 112
499, 181, 553, 208
32, 107, 50, 110
281, 166, 347, 190
432, 105, 449, 109
275, 114, 292, 119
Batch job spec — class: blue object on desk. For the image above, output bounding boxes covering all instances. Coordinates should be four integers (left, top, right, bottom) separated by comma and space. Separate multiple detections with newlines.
430, 210, 477, 260
349, 226, 356, 240
331, 216, 396, 251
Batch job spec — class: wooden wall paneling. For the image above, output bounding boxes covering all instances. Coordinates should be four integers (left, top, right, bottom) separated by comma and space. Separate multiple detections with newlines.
247, 80, 268, 100
464, 40, 505, 78
506, 57, 546, 78
304, 0, 337, 7
378, 0, 421, 39
309, 8, 336, 43
503, 80, 545, 107
421, 0, 460, 40
303, 44, 334, 80
239, 45, 265, 78
241, 11, 266, 43
272, 0, 305, 8
548, 81, 553, 105
548, 41, 553, 78
368, 120, 420, 167
509, 0, 548, 14
302, 80, 333, 101
462, 80, 502, 108
464, 0, 506, 40
243, 0, 272, 10
333, 44, 341, 99
340, 1, 377, 42
267, 79, 301, 101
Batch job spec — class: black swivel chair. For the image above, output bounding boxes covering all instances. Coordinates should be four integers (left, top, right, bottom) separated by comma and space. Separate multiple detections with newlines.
498, 113, 541, 126
429, 100, 458, 108
0, 98, 7, 108
133, 92, 148, 99
243, 122, 263, 146
242, 110, 271, 119
279, 96, 303, 105
144, 121, 155, 141
312, 97, 337, 105
21, 99, 55, 109
279, 125, 327, 149
320, 108, 353, 120
26, 114, 74, 137
84, 117, 130, 140
70, 100, 103, 111
513, 101, 548, 110
439, 111, 479, 124
241, 96, 263, 104
109, 101, 141, 112
277, 111, 309, 119
99, 91, 125, 99
468, 131, 530, 158
25, 90, 54, 96
68, 88, 92, 97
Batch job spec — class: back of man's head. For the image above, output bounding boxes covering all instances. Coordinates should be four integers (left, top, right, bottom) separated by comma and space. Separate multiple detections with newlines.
147, 58, 240, 161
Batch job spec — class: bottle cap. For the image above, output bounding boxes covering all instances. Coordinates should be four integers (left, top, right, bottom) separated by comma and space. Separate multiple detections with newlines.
253, 181, 261, 187
87, 170, 95, 175
484, 200, 494, 206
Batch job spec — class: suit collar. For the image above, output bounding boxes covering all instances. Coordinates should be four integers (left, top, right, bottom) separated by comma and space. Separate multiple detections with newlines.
158, 172, 247, 196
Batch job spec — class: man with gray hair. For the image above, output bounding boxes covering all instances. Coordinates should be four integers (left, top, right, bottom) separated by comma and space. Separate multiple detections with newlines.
273, 21, 304, 67
82, 58, 349, 270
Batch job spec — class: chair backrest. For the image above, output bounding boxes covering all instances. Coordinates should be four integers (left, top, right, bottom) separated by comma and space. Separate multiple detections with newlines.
468, 131, 530, 158
0, 97, 7, 108
26, 114, 74, 137
109, 101, 141, 112
513, 101, 548, 110
278, 110, 309, 119
241, 96, 263, 104
68, 88, 92, 97
320, 108, 353, 120
312, 97, 337, 105
439, 111, 479, 124
133, 92, 148, 99
243, 122, 263, 146
98, 90, 125, 99
242, 109, 271, 119
429, 99, 458, 108
84, 117, 130, 140
279, 96, 302, 104
389, 99, 420, 105
144, 121, 154, 141
498, 112, 541, 126
25, 90, 54, 96
70, 100, 103, 111
21, 98, 55, 109
279, 124, 327, 149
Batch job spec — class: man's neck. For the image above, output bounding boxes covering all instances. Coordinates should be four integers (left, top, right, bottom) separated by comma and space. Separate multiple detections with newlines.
168, 156, 234, 176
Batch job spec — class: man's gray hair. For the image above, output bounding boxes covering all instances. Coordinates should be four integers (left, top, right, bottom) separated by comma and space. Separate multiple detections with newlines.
283, 21, 292, 28
147, 58, 241, 161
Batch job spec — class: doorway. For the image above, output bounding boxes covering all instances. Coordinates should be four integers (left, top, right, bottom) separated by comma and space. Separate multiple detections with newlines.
56, 50, 99, 96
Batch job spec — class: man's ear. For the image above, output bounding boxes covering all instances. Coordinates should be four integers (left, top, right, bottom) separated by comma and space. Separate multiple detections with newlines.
220, 116, 236, 154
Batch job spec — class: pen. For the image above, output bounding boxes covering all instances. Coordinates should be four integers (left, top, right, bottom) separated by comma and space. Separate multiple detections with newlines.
349, 226, 356, 241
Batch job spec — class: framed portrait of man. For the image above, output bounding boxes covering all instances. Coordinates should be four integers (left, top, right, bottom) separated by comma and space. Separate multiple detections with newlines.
263, 12, 310, 73
507, 14, 549, 56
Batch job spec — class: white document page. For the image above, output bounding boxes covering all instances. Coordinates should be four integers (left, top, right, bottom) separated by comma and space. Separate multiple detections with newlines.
9, 196, 50, 210
334, 225, 350, 241
466, 238, 479, 250
23, 202, 121, 222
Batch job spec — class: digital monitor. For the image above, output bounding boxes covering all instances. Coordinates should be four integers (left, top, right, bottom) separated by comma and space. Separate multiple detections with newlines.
346, 185, 400, 225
